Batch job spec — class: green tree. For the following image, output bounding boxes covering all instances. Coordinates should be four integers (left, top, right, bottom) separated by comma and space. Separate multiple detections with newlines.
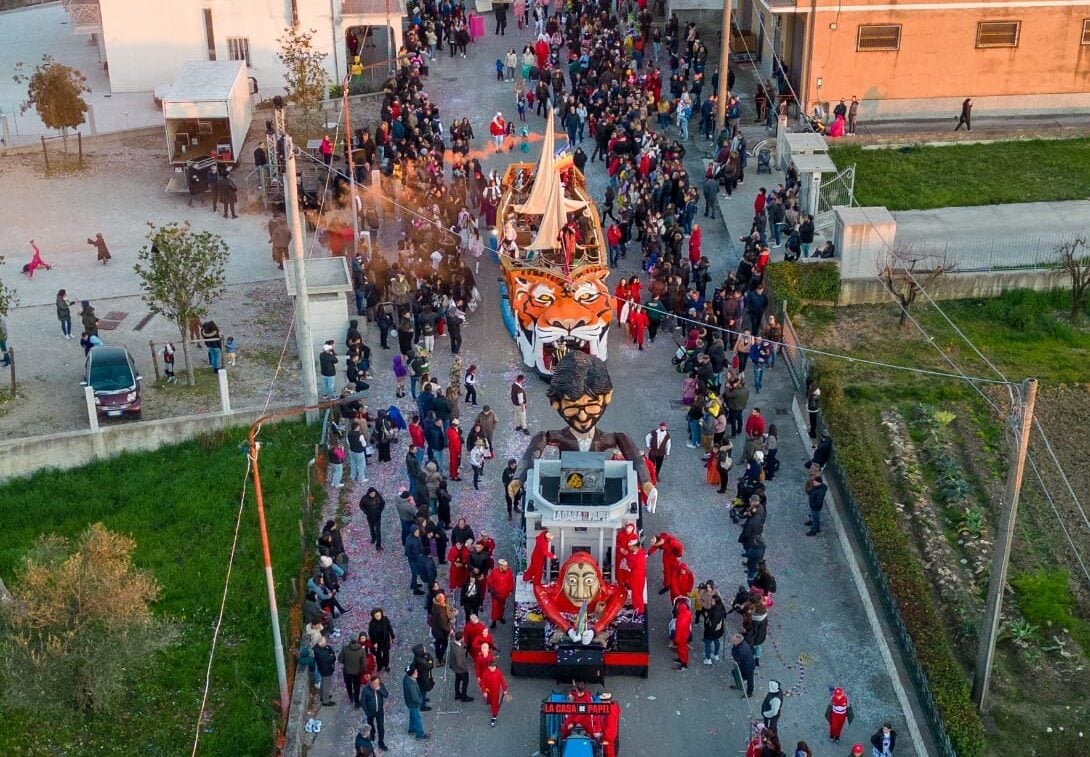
133, 222, 229, 386
277, 27, 329, 138
14, 55, 89, 156
0, 256, 15, 318
0, 524, 173, 714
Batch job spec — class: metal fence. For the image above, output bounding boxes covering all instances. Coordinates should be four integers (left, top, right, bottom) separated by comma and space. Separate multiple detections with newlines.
778, 303, 957, 757
896, 232, 1084, 273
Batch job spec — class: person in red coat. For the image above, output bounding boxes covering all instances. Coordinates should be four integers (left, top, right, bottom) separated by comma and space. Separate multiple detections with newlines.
826, 686, 854, 742
670, 560, 695, 602
478, 659, 509, 726
447, 420, 464, 480
688, 224, 703, 265
614, 523, 638, 583
745, 408, 766, 439
562, 681, 595, 736
672, 596, 693, 670
595, 691, 622, 757
523, 529, 556, 584
649, 532, 684, 595
448, 543, 470, 591
463, 614, 486, 654
628, 304, 649, 350
614, 277, 631, 321
626, 538, 648, 615
628, 277, 643, 309
486, 558, 516, 628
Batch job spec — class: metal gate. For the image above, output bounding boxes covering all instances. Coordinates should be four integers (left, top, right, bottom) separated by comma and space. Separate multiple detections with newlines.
815, 163, 856, 230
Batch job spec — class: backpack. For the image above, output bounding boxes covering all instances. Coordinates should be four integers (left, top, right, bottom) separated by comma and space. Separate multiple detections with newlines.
329, 446, 346, 464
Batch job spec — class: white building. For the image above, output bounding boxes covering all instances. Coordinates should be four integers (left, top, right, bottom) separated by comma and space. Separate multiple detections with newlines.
64, 0, 406, 95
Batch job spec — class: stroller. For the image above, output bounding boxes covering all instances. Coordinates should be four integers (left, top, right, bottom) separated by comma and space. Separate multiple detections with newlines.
755, 144, 773, 174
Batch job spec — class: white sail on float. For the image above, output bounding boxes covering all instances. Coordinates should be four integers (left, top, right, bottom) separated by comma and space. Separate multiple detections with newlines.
527, 164, 586, 250
514, 108, 557, 216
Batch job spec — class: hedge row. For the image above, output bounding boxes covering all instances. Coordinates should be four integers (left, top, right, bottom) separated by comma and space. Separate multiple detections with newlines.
822, 373, 986, 757
764, 261, 841, 305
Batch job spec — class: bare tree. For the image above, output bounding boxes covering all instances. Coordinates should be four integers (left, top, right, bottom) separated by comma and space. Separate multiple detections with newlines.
1056, 237, 1090, 320
879, 246, 951, 328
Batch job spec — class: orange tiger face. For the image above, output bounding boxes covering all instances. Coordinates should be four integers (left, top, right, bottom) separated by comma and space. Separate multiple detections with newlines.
508, 266, 612, 375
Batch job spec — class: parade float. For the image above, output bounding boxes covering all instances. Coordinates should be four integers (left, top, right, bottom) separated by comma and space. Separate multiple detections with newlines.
497, 110, 611, 377
507, 353, 651, 681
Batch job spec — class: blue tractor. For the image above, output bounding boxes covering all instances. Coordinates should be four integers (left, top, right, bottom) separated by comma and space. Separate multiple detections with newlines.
539, 692, 615, 757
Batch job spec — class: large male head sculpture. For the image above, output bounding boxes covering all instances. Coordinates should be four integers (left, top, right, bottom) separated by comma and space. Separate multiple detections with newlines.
546, 352, 613, 435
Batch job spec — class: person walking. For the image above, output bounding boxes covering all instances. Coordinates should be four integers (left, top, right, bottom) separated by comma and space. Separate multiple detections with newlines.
464, 364, 479, 406
314, 636, 337, 705
955, 98, 972, 131
56, 289, 74, 339
870, 723, 897, 756
486, 558, 515, 627
469, 439, 488, 490
510, 374, 528, 434
368, 608, 395, 672
402, 666, 430, 740
430, 592, 455, 666
268, 212, 292, 270
729, 633, 756, 697
359, 487, 386, 551
361, 675, 390, 751
805, 472, 828, 536
86, 233, 112, 265
762, 680, 784, 732
450, 629, 474, 702
479, 659, 510, 727
672, 596, 693, 670
826, 687, 855, 742
339, 632, 369, 707
645, 422, 671, 475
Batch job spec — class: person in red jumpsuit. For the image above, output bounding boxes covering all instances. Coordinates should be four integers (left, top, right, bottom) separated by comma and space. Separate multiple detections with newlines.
670, 560, 695, 602
448, 542, 470, 591
463, 613, 486, 653
688, 224, 703, 265
478, 659, 509, 726
562, 681, 595, 736
649, 532, 684, 595
613, 278, 632, 322
595, 691, 621, 757
614, 523, 638, 584
672, 596, 692, 670
534, 38, 549, 69
826, 687, 854, 742
626, 538, 648, 615
473, 640, 496, 683
523, 529, 556, 584
446, 421, 464, 480
486, 558, 516, 628
628, 304, 649, 350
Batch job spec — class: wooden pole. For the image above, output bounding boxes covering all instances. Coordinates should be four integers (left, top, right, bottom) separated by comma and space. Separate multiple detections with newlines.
149, 340, 161, 382
972, 378, 1038, 712
77, 131, 83, 167
6, 348, 14, 395
40, 136, 49, 173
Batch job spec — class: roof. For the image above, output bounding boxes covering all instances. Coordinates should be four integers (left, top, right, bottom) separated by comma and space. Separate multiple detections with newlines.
164, 61, 245, 103
88, 346, 130, 364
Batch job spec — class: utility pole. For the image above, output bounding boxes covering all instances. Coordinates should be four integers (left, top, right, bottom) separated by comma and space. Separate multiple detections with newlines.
342, 75, 361, 256
283, 135, 320, 424
972, 377, 1038, 712
714, 0, 733, 135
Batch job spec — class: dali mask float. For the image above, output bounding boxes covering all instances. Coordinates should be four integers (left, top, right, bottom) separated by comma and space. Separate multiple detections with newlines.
534, 552, 627, 645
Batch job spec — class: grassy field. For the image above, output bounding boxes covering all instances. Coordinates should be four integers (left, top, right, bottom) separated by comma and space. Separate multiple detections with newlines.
792, 289, 1090, 755
830, 139, 1090, 211
0, 421, 317, 756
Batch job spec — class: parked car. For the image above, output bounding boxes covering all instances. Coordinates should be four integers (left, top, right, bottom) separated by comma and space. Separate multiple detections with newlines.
82, 346, 142, 419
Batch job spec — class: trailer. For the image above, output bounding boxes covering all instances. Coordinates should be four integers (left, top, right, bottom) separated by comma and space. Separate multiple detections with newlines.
162, 61, 252, 167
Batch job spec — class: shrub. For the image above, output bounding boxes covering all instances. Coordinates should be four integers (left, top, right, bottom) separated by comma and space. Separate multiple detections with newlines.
1011, 570, 1090, 654
821, 369, 986, 756
765, 261, 840, 305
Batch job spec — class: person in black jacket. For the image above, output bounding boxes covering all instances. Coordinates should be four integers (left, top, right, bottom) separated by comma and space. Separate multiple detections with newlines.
411, 643, 436, 711
220, 170, 239, 219
805, 473, 828, 536
729, 633, 756, 696
798, 215, 815, 257
702, 593, 727, 664
359, 487, 385, 550
361, 675, 389, 750
368, 608, 395, 672
314, 637, 337, 705
319, 341, 339, 398
871, 723, 898, 755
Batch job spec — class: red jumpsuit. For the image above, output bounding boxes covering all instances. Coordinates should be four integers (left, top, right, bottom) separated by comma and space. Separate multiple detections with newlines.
628, 278, 643, 309
670, 561, 695, 602
535, 38, 549, 68
688, 226, 703, 265
486, 565, 516, 623
827, 688, 851, 740
446, 426, 463, 478
597, 701, 621, 757
614, 525, 638, 584
649, 533, 683, 592
673, 600, 692, 666
471, 630, 498, 661
478, 665, 508, 718
626, 545, 648, 615
628, 307, 649, 348
523, 531, 556, 584
562, 688, 595, 736
464, 619, 486, 652
474, 648, 496, 685
448, 545, 470, 591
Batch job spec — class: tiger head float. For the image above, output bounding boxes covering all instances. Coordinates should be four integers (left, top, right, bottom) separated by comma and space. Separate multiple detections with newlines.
508, 265, 612, 376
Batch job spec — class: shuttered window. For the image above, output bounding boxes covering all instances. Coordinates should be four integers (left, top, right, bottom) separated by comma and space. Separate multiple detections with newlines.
856, 25, 901, 52
976, 21, 1020, 48
228, 37, 251, 67
1082, 19, 1090, 45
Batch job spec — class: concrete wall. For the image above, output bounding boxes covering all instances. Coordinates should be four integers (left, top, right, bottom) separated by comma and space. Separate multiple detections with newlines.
838, 267, 1071, 305
835, 205, 895, 279
797, 1, 1090, 118
0, 406, 300, 483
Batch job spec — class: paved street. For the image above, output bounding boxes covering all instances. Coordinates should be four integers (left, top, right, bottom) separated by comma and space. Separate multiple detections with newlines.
297, 20, 921, 757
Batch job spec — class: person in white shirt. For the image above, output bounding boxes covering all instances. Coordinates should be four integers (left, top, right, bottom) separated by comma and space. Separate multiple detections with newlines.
645, 422, 672, 475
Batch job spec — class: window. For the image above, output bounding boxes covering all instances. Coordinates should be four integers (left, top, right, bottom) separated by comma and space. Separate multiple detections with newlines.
856, 24, 901, 52
976, 20, 1020, 48
203, 8, 216, 61
228, 37, 251, 66
1082, 19, 1090, 45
